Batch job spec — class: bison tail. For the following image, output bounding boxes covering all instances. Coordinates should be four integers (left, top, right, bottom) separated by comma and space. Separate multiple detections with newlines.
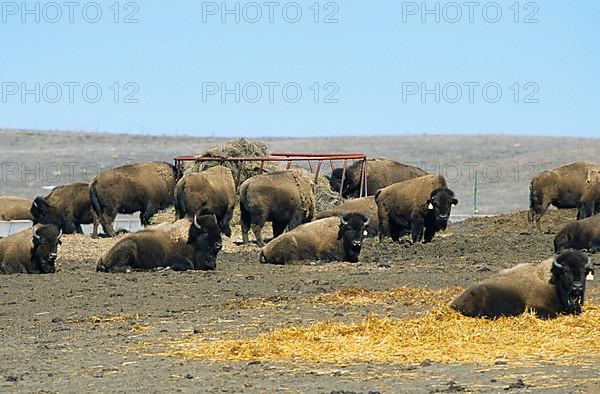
89, 181, 103, 215
174, 185, 186, 219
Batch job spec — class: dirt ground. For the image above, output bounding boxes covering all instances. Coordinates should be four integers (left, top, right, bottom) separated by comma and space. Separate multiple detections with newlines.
1, 207, 599, 393
2, 130, 600, 393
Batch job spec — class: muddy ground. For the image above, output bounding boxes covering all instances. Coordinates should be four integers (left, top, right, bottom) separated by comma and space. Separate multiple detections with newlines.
1, 207, 599, 393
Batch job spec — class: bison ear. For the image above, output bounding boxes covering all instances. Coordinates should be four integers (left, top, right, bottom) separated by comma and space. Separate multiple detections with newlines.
427, 199, 434, 210
451, 198, 459, 206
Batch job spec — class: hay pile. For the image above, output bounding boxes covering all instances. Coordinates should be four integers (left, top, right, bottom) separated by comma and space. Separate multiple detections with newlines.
183, 139, 278, 184
148, 287, 600, 366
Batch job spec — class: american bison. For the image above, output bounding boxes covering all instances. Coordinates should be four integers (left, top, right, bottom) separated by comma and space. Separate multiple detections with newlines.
96, 214, 222, 273
579, 169, 600, 219
528, 161, 600, 232
259, 213, 370, 265
90, 162, 179, 236
174, 165, 236, 237
328, 159, 427, 198
315, 196, 378, 237
0, 224, 62, 274
239, 169, 315, 246
375, 175, 457, 243
451, 250, 594, 318
554, 214, 600, 253
0, 195, 32, 220
31, 183, 100, 236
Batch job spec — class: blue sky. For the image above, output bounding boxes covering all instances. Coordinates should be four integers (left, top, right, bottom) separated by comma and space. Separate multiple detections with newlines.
0, 0, 598, 137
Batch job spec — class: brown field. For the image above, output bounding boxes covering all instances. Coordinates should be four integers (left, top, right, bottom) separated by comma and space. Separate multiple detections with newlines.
1, 130, 600, 393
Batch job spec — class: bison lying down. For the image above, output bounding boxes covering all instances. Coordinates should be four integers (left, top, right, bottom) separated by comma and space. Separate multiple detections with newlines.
0, 224, 62, 274
315, 196, 378, 237
259, 213, 370, 265
31, 183, 100, 236
451, 250, 594, 318
376, 174, 457, 243
0, 195, 32, 220
554, 214, 600, 253
97, 215, 222, 273
174, 165, 236, 237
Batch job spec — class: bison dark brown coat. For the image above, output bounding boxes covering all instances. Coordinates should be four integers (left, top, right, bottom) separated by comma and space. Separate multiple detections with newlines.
328, 159, 427, 198
96, 215, 222, 273
31, 183, 100, 236
259, 213, 370, 265
579, 169, 600, 219
528, 161, 600, 232
239, 169, 315, 247
89, 162, 179, 236
375, 174, 457, 243
554, 214, 600, 253
174, 165, 236, 237
316, 196, 378, 237
0, 224, 62, 274
451, 250, 594, 318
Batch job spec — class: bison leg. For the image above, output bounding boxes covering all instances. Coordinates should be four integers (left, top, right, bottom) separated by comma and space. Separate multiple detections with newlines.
240, 202, 252, 244
99, 210, 118, 237
141, 203, 158, 227
272, 220, 288, 240
423, 225, 436, 243
411, 220, 425, 243
219, 209, 233, 238
251, 220, 266, 247
590, 239, 600, 254
75, 223, 84, 234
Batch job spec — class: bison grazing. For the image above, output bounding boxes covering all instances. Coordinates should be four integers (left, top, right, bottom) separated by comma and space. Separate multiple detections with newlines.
239, 169, 315, 246
0, 224, 62, 274
90, 162, 179, 236
31, 183, 100, 236
579, 169, 600, 219
259, 213, 370, 265
97, 214, 222, 273
554, 214, 600, 253
528, 161, 600, 232
174, 166, 236, 237
375, 174, 457, 243
328, 159, 427, 198
0, 195, 33, 220
315, 196, 379, 237
451, 250, 594, 318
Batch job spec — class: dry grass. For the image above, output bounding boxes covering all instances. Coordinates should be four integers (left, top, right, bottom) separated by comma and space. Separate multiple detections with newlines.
90, 314, 139, 324
139, 287, 600, 367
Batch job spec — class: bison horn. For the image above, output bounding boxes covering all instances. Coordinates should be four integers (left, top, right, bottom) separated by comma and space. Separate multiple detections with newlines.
340, 216, 348, 226
57, 229, 63, 240
32, 227, 41, 240
193, 215, 202, 230
585, 256, 592, 270
553, 257, 563, 270
364, 217, 370, 227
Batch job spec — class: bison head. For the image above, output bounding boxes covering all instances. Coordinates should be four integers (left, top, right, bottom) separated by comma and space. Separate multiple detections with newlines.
337, 213, 370, 263
187, 214, 222, 270
31, 196, 77, 234
426, 188, 458, 229
550, 249, 594, 315
328, 168, 360, 198
31, 224, 62, 273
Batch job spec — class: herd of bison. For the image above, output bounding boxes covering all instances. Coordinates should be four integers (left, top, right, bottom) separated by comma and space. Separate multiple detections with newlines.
1, 158, 600, 319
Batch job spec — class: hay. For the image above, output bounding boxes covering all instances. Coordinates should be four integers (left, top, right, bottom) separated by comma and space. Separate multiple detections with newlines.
143, 288, 600, 366
315, 287, 462, 308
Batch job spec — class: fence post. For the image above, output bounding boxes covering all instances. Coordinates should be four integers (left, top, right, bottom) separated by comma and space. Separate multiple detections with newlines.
473, 171, 479, 215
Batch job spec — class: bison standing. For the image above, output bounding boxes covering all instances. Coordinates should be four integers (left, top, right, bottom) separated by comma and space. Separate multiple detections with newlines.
97, 215, 222, 273
0, 195, 32, 220
0, 224, 62, 274
259, 213, 370, 265
31, 183, 100, 236
90, 162, 179, 236
174, 165, 236, 237
316, 196, 379, 237
579, 169, 600, 219
240, 169, 315, 246
328, 159, 427, 198
528, 161, 600, 232
376, 174, 457, 243
451, 250, 594, 318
